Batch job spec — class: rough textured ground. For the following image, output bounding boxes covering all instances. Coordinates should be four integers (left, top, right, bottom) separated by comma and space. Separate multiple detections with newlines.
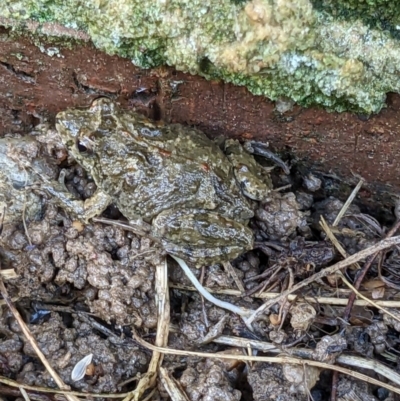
0, 124, 400, 400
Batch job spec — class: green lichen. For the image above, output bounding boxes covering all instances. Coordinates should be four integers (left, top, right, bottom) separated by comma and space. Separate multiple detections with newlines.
312, 0, 400, 40
1, 0, 400, 112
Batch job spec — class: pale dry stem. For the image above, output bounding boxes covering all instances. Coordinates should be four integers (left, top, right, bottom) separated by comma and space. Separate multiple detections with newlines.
0, 279, 80, 401
159, 367, 190, 401
122, 256, 170, 401
245, 235, 400, 325
132, 331, 400, 396
169, 283, 400, 308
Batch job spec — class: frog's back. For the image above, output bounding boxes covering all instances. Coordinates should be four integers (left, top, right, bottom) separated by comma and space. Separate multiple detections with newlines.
57, 98, 253, 223
104, 104, 253, 222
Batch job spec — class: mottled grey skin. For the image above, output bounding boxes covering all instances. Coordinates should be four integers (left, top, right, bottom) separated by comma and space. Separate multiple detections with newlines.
44, 98, 272, 264
0, 136, 58, 228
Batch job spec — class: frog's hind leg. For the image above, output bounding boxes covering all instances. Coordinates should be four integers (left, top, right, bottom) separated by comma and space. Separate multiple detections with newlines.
244, 140, 290, 174
151, 208, 254, 265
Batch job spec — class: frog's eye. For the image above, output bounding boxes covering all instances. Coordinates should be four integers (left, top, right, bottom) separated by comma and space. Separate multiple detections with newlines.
76, 136, 95, 154
77, 140, 90, 153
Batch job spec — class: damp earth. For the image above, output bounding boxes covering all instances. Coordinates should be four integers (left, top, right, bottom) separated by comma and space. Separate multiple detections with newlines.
0, 108, 400, 401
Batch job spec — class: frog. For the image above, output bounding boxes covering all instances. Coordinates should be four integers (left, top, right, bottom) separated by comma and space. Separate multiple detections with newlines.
42, 98, 274, 265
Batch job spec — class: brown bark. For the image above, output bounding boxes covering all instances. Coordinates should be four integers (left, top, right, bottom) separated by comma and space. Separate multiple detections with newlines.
1, 27, 399, 212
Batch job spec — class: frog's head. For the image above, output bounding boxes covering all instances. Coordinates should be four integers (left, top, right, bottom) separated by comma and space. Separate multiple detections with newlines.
55, 98, 117, 170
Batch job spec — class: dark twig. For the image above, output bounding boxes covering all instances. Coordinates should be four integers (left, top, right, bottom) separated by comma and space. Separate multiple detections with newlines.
330, 371, 339, 401
330, 219, 400, 401
342, 219, 400, 323
245, 235, 400, 325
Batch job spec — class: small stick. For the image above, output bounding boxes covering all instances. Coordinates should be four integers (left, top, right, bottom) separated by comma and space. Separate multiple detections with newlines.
0, 377, 129, 398
132, 331, 400, 396
159, 367, 190, 401
199, 266, 210, 328
320, 216, 360, 270
212, 335, 400, 387
332, 179, 364, 226
19, 387, 30, 401
0, 279, 80, 401
169, 283, 400, 308
123, 257, 170, 401
342, 219, 400, 323
338, 272, 400, 324
245, 235, 400, 325
222, 261, 245, 293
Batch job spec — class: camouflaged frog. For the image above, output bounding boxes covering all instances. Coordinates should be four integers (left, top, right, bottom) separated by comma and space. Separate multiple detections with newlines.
43, 98, 274, 264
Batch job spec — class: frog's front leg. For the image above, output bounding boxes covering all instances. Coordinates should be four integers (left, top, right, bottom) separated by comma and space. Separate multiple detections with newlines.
243, 140, 290, 175
41, 178, 112, 223
151, 208, 254, 265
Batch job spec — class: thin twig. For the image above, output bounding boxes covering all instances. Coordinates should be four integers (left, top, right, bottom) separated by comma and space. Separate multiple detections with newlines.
159, 367, 190, 401
222, 261, 245, 293
169, 283, 400, 308
320, 216, 360, 270
131, 330, 400, 396
0, 376, 128, 397
245, 235, 400, 325
0, 279, 79, 401
200, 266, 210, 328
338, 272, 400, 324
332, 179, 364, 226
212, 335, 400, 386
342, 219, 400, 322
123, 256, 170, 401
19, 387, 31, 401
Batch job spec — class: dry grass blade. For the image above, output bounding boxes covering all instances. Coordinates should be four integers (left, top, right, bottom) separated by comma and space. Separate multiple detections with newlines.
320, 216, 361, 270
0, 269, 18, 280
0, 296, 20, 307
19, 386, 30, 401
0, 279, 80, 401
213, 335, 282, 352
131, 331, 400, 396
332, 178, 364, 226
212, 335, 400, 387
0, 375, 129, 398
245, 235, 400, 325
123, 257, 170, 401
337, 271, 400, 324
337, 355, 400, 387
141, 388, 157, 401
159, 367, 190, 401
170, 283, 400, 307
